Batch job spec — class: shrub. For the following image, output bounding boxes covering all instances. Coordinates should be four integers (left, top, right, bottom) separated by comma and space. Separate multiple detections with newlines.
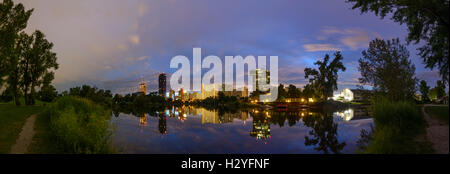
44, 96, 113, 154
364, 98, 427, 153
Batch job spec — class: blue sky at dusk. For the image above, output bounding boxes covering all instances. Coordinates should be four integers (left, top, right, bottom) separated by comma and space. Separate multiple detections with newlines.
18, 0, 442, 93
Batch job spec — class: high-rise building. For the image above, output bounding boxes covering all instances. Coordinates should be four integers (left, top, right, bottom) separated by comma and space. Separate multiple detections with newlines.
250, 69, 270, 92
158, 73, 167, 97
139, 81, 147, 95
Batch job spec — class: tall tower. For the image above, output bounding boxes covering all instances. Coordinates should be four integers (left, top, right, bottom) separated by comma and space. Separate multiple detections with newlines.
139, 81, 147, 95
251, 69, 270, 92
159, 73, 167, 97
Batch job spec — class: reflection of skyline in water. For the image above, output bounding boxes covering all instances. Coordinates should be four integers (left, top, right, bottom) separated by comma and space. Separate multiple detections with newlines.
112, 106, 372, 154
134, 107, 370, 138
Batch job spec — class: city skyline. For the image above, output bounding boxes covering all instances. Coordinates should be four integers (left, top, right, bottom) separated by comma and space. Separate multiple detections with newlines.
17, 0, 444, 93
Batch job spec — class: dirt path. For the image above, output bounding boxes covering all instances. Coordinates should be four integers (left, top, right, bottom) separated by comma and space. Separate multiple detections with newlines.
9, 114, 37, 154
422, 105, 449, 154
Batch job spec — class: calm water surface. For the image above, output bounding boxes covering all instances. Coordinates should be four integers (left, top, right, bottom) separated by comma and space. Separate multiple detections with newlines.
110, 106, 373, 154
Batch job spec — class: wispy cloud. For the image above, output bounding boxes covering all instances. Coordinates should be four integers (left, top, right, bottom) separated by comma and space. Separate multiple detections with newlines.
128, 35, 140, 45
316, 27, 373, 50
303, 44, 340, 52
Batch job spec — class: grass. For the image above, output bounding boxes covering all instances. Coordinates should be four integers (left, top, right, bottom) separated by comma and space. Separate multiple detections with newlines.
27, 110, 61, 154
31, 96, 114, 154
363, 99, 433, 154
0, 103, 43, 154
425, 105, 449, 124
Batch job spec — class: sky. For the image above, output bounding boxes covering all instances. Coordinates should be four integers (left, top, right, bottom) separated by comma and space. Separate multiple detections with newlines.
17, 0, 443, 94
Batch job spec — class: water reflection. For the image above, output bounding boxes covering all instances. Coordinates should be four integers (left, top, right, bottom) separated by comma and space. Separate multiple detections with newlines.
139, 114, 147, 126
303, 112, 346, 154
111, 106, 372, 154
249, 112, 271, 142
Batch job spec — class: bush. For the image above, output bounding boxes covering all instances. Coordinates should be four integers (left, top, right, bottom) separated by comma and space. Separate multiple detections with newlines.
364, 98, 427, 153
371, 99, 425, 136
44, 96, 113, 154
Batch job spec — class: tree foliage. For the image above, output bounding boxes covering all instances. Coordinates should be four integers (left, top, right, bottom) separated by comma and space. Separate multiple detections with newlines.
37, 84, 57, 102
0, 0, 33, 105
304, 52, 346, 100
358, 38, 417, 101
419, 80, 430, 102
429, 80, 447, 100
19, 30, 58, 105
347, 0, 449, 86
1, 0, 57, 105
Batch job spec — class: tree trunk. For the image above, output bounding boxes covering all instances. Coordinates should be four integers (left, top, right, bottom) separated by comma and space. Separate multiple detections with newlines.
30, 84, 35, 105
24, 87, 29, 105
14, 89, 20, 106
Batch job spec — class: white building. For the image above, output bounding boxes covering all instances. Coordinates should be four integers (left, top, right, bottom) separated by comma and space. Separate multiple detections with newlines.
332, 88, 371, 102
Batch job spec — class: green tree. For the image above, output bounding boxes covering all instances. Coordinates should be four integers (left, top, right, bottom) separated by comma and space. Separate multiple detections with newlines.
37, 84, 57, 102
435, 80, 446, 99
358, 38, 417, 101
347, 0, 449, 88
20, 30, 58, 105
302, 84, 315, 99
276, 84, 287, 101
0, 0, 33, 105
419, 80, 430, 102
287, 84, 301, 98
304, 52, 346, 100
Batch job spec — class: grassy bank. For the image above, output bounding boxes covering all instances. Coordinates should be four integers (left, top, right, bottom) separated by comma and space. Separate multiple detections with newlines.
425, 105, 449, 124
29, 96, 113, 154
0, 104, 43, 153
363, 99, 433, 154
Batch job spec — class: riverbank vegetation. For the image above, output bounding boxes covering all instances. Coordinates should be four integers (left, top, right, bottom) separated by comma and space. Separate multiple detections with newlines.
35, 96, 113, 154
361, 99, 432, 153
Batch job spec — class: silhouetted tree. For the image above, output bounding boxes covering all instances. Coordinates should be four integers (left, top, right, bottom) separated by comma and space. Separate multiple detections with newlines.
287, 84, 301, 98
276, 84, 287, 101
304, 52, 346, 100
347, 0, 449, 89
429, 80, 447, 100
419, 80, 430, 102
435, 80, 447, 98
358, 38, 417, 101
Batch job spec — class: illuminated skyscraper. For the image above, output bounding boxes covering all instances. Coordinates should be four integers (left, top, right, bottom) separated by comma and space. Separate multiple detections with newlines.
139, 81, 147, 95
159, 73, 167, 97
250, 69, 270, 92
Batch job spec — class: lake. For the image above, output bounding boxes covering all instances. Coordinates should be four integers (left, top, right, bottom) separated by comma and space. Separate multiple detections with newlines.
110, 106, 373, 154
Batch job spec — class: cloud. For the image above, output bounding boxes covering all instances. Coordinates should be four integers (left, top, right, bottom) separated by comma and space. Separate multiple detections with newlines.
317, 27, 372, 50
104, 65, 112, 70
118, 44, 129, 51
137, 56, 149, 61
129, 35, 140, 45
138, 3, 149, 17
340, 31, 370, 50
303, 44, 340, 52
